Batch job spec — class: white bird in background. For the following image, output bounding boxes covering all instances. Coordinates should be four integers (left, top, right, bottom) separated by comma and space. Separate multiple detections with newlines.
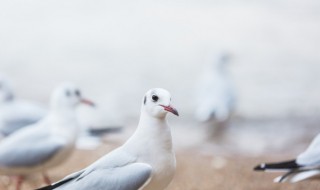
37, 88, 179, 190
254, 133, 320, 183
0, 75, 46, 137
76, 105, 123, 150
195, 52, 236, 123
0, 83, 94, 190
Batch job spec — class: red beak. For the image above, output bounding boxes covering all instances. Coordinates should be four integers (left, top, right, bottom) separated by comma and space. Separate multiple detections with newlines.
160, 105, 179, 116
80, 98, 95, 107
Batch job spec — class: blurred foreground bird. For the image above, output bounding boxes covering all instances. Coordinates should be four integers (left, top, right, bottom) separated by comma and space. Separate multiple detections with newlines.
0, 83, 94, 190
254, 133, 320, 183
76, 106, 123, 150
36, 88, 179, 190
194, 52, 235, 138
0, 75, 46, 137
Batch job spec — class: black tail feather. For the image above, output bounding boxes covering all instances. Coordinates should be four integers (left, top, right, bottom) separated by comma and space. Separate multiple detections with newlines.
254, 159, 301, 171
35, 177, 75, 190
35, 185, 54, 190
89, 126, 122, 137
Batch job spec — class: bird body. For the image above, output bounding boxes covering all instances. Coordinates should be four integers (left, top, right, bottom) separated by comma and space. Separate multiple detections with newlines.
195, 52, 235, 123
0, 111, 78, 175
37, 88, 178, 190
0, 83, 94, 190
0, 76, 46, 137
122, 113, 176, 190
254, 133, 320, 183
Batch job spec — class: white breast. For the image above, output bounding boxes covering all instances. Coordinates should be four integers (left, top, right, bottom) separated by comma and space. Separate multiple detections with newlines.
128, 128, 176, 190
141, 151, 176, 190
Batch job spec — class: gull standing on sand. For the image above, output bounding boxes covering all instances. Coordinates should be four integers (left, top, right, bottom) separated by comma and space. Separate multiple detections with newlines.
0, 83, 94, 190
0, 75, 46, 137
37, 88, 179, 190
254, 133, 320, 183
195, 52, 235, 123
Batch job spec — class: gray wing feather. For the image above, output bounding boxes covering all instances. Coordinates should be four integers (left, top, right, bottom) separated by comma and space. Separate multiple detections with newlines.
297, 134, 320, 166
56, 163, 152, 190
0, 118, 40, 136
0, 127, 64, 167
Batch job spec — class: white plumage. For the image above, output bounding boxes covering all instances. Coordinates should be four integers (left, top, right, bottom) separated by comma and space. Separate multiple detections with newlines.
0, 75, 46, 137
195, 52, 235, 123
254, 133, 320, 183
0, 83, 94, 190
37, 88, 179, 190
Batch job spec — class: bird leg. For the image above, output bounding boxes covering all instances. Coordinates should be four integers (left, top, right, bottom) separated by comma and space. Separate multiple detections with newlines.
42, 172, 51, 185
15, 176, 24, 190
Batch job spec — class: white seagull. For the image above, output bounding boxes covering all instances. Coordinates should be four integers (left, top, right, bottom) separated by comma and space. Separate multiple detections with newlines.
254, 133, 320, 183
194, 52, 235, 123
0, 75, 46, 137
0, 83, 94, 190
36, 88, 179, 190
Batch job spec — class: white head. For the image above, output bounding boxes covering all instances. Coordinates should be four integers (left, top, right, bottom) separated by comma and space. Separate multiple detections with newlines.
50, 82, 94, 111
212, 52, 232, 71
141, 88, 179, 119
0, 76, 14, 104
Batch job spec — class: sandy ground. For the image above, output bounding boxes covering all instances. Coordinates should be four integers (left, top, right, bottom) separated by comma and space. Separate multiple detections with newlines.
1, 146, 320, 190
1, 116, 320, 190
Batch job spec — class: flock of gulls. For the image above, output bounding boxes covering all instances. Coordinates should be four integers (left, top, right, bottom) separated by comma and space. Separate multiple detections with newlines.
0, 76, 178, 190
0, 53, 318, 190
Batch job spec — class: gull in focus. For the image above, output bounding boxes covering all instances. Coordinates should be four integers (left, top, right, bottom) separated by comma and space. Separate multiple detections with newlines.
0, 75, 46, 137
0, 82, 94, 190
37, 88, 179, 190
254, 133, 320, 183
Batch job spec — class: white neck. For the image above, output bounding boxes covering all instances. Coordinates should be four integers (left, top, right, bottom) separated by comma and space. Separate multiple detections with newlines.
45, 109, 79, 145
138, 110, 167, 127
123, 110, 173, 154
47, 107, 78, 133
51, 106, 76, 118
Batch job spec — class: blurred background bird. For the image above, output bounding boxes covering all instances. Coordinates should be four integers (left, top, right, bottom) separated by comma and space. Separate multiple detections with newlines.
76, 105, 123, 150
194, 52, 236, 139
0, 75, 46, 138
0, 83, 94, 190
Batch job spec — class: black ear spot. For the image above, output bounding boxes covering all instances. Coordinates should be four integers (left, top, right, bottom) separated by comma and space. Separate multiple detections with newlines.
143, 96, 146, 105
75, 89, 81, 97
152, 95, 159, 102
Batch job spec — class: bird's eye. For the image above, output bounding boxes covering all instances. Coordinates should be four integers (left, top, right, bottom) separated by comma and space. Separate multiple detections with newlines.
75, 90, 81, 97
152, 95, 159, 102
65, 90, 71, 97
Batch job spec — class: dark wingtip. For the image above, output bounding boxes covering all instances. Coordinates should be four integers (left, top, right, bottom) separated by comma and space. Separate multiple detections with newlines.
34, 185, 54, 190
254, 163, 266, 171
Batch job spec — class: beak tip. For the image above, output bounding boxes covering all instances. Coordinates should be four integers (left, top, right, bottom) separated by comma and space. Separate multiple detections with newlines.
161, 105, 179, 117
